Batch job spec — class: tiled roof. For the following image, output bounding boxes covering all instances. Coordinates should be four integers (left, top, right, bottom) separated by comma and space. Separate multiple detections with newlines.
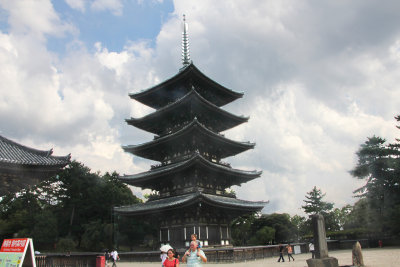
129, 63, 243, 109
114, 192, 267, 214
120, 153, 261, 182
123, 118, 255, 161
0, 135, 70, 166
126, 88, 248, 135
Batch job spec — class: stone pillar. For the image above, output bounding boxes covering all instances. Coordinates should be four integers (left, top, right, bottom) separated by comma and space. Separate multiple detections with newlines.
312, 214, 329, 258
306, 214, 338, 267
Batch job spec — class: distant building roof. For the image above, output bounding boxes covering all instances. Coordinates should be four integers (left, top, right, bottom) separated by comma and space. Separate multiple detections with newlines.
0, 135, 70, 196
0, 135, 70, 166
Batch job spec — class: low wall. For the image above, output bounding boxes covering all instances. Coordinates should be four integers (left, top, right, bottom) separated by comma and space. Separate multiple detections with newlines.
35, 253, 100, 267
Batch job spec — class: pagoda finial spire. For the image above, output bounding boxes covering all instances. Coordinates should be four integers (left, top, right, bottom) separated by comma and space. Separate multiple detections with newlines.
181, 14, 191, 67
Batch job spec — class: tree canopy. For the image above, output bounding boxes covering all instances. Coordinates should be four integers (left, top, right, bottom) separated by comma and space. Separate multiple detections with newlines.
350, 115, 400, 235
0, 161, 146, 251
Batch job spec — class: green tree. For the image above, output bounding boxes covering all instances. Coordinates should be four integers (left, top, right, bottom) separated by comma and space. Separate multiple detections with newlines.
253, 213, 296, 243
350, 116, 400, 235
248, 226, 275, 245
302, 187, 337, 231
290, 215, 308, 240
330, 205, 352, 231
0, 160, 143, 251
230, 214, 256, 246
32, 210, 59, 249
302, 186, 334, 215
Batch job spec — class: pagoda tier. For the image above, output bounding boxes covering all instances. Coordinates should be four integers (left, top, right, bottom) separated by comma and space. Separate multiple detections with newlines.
129, 63, 243, 109
126, 89, 248, 136
122, 118, 254, 162
115, 192, 267, 248
119, 153, 262, 194
115, 192, 266, 216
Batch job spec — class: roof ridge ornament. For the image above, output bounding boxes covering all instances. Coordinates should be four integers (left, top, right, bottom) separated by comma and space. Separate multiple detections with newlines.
181, 14, 191, 69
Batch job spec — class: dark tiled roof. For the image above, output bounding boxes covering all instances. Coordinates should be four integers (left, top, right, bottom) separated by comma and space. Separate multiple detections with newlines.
129, 63, 243, 109
122, 118, 255, 161
0, 135, 70, 166
126, 89, 248, 135
114, 192, 267, 214
120, 153, 261, 183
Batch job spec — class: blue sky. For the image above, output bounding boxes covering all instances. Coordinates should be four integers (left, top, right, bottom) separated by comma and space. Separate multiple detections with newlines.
47, 1, 174, 54
1, 0, 400, 215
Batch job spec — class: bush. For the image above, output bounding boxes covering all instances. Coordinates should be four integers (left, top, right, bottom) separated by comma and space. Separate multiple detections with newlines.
56, 237, 76, 252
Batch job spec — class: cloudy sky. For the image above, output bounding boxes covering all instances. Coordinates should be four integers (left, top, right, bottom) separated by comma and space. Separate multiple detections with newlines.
1, 0, 400, 215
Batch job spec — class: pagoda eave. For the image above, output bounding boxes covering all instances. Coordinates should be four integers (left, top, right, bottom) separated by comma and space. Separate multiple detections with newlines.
114, 192, 267, 216
122, 119, 255, 161
119, 154, 261, 188
126, 89, 249, 135
129, 63, 243, 109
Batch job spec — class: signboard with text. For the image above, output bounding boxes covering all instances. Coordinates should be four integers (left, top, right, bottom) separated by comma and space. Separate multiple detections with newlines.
0, 238, 36, 267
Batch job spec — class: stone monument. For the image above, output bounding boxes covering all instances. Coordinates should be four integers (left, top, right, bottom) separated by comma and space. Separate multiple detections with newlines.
306, 214, 339, 267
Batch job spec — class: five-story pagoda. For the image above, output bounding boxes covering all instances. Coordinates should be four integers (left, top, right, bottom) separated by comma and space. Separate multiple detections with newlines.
115, 16, 266, 248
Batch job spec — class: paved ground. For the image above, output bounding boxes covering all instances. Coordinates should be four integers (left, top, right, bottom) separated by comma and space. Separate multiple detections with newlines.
114, 247, 400, 267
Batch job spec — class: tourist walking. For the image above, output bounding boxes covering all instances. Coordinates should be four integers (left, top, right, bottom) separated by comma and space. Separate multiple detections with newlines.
277, 244, 285, 262
286, 243, 295, 261
105, 250, 111, 266
163, 249, 179, 267
182, 241, 207, 267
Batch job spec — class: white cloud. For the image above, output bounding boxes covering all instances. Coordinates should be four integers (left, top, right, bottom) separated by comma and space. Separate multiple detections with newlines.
1, 0, 400, 214
65, 0, 86, 12
0, 0, 75, 39
90, 0, 123, 16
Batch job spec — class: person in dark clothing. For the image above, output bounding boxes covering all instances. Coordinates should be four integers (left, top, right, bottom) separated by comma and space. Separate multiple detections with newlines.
277, 244, 285, 262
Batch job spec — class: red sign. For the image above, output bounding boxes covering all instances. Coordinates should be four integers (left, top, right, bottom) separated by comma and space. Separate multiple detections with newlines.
0, 238, 28, 253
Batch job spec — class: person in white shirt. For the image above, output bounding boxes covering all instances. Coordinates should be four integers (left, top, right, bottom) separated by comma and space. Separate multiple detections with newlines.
182, 241, 207, 267
309, 243, 315, 259
110, 249, 119, 267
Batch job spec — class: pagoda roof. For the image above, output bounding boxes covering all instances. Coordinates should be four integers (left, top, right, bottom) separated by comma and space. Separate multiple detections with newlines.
119, 153, 261, 189
129, 63, 243, 109
126, 89, 248, 135
0, 135, 71, 167
114, 192, 267, 215
122, 119, 255, 161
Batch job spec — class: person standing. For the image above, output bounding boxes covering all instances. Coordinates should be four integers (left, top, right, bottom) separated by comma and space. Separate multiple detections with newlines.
309, 242, 315, 259
182, 241, 207, 267
162, 249, 179, 267
160, 251, 168, 267
105, 250, 111, 267
277, 244, 285, 262
110, 249, 119, 267
286, 243, 295, 262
